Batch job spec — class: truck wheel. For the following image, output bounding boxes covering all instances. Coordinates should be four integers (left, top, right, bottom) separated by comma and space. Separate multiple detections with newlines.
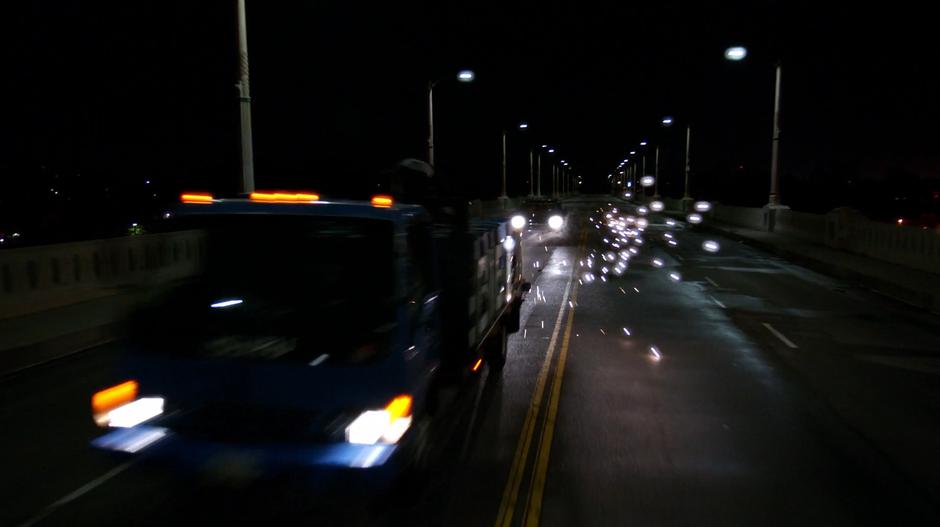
506, 299, 522, 334
485, 323, 508, 372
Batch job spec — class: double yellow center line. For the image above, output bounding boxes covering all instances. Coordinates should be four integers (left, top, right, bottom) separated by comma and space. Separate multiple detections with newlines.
494, 230, 586, 527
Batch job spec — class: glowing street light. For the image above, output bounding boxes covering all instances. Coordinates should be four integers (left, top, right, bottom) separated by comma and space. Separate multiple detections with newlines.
661, 116, 674, 126
428, 69, 476, 165
724, 46, 748, 61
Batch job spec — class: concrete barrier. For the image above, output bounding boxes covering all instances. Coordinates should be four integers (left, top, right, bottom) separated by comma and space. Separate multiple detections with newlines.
711, 205, 766, 230
826, 208, 940, 275
0, 230, 205, 320
654, 197, 939, 277
776, 209, 826, 244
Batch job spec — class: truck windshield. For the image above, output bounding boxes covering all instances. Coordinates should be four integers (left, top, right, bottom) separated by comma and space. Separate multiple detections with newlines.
131, 214, 397, 364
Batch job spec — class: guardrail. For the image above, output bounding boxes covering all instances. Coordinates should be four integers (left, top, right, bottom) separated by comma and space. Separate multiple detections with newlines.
0, 230, 205, 320
657, 196, 939, 276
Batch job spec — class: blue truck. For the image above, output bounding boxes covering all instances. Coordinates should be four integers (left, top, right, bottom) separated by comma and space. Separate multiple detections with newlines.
91, 191, 528, 481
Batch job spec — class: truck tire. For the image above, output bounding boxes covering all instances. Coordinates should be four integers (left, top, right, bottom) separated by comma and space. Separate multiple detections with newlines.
506, 299, 522, 334
485, 323, 508, 372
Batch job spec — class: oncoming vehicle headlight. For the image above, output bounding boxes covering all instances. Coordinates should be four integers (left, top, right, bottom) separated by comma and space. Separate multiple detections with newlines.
346, 395, 413, 445
510, 215, 526, 230
548, 215, 564, 230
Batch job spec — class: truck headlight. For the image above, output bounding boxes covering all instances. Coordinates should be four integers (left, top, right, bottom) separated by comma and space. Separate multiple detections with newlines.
92, 380, 164, 428
345, 395, 413, 445
548, 215, 564, 230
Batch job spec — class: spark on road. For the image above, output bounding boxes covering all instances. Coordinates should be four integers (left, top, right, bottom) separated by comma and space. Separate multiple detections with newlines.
649, 346, 662, 361
702, 240, 720, 253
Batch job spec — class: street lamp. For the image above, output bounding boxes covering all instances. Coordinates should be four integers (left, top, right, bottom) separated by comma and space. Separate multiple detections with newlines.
639, 140, 648, 146
659, 116, 694, 204
724, 46, 747, 61
500, 121, 529, 202
236, 0, 255, 194
725, 46, 785, 208
427, 69, 475, 166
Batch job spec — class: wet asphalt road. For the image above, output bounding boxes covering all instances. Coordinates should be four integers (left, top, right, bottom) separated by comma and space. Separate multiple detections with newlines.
3, 195, 940, 526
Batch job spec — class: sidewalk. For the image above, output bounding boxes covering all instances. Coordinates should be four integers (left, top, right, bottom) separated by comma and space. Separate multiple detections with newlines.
669, 211, 940, 314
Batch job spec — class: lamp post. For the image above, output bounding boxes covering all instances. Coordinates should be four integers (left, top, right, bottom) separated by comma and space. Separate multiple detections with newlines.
529, 149, 535, 196
725, 46, 785, 208
653, 146, 660, 199
427, 69, 475, 167
768, 62, 783, 207
236, 0, 255, 194
537, 152, 542, 197
500, 122, 528, 202
662, 116, 694, 208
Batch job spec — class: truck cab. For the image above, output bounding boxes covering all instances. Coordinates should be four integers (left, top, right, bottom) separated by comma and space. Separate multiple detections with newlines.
91, 192, 525, 478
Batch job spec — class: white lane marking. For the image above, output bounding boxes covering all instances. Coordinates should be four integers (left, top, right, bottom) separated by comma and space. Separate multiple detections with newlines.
700, 266, 784, 274
704, 276, 719, 288
762, 323, 799, 349
709, 295, 727, 309
18, 461, 135, 527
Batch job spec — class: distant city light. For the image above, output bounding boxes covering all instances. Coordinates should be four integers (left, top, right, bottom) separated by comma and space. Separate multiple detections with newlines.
640, 141, 648, 146
629, 151, 636, 155
724, 46, 748, 61
518, 122, 529, 129
457, 70, 475, 82
547, 148, 555, 153
661, 116, 674, 126
640, 176, 655, 187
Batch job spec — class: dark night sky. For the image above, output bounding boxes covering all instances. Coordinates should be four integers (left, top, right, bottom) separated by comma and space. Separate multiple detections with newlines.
3, 0, 939, 234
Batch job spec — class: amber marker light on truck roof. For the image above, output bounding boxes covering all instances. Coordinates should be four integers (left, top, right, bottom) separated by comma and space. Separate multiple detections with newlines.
180, 192, 214, 204
371, 195, 394, 208
250, 191, 320, 203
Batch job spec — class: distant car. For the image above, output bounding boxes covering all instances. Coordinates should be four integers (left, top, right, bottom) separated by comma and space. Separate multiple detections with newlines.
520, 198, 566, 230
